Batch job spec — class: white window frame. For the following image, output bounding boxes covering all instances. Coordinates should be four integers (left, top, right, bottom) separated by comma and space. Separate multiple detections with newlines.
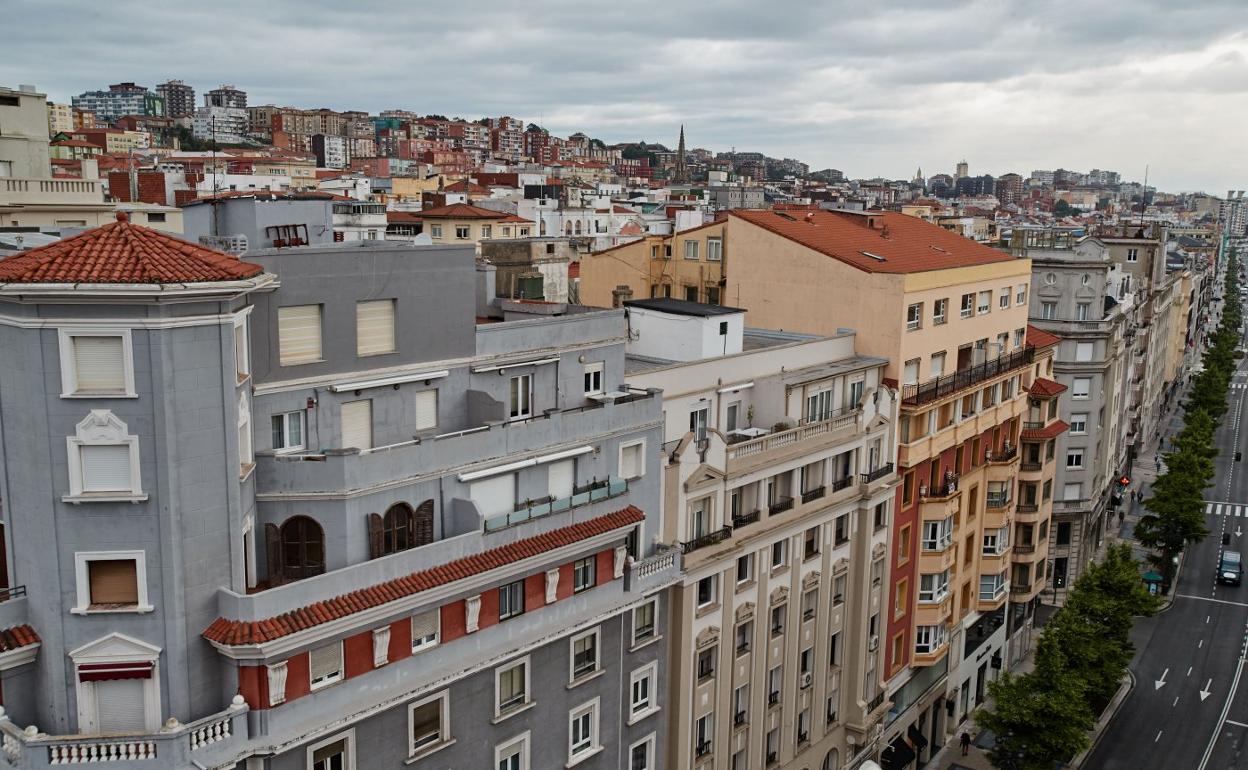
238, 392, 253, 473
509, 373, 533, 420
629, 661, 659, 722
1066, 449, 1085, 469
960, 293, 974, 318
1127, 247, 1138, 262
918, 570, 950, 603
307, 729, 355, 770
1070, 413, 1088, 434
619, 438, 646, 480
1041, 302, 1057, 319
707, 238, 722, 261
355, 298, 397, 357
480, 224, 493, 239
697, 574, 718, 608
684, 240, 700, 260
1072, 377, 1091, 399
407, 691, 452, 757
632, 596, 659, 647
233, 312, 251, 381
277, 304, 323, 366
58, 328, 137, 398
1016, 284, 1027, 305
932, 298, 947, 324
977, 290, 991, 314
309, 641, 343, 691
495, 656, 531, 718
583, 362, 605, 396
999, 287, 1010, 308
411, 609, 440, 652
65, 410, 145, 502
430, 224, 443, 238
628, 734, 657, 770
573, 556, 596, 593
906, 302, 922, 331
495, 732, 530, 770
272, 410, 306, 453
69, 633, 162, 735
569, 626, 601, 683
455, 225, 471, 240
568, 697, 601, 765
72, 550, 153, 614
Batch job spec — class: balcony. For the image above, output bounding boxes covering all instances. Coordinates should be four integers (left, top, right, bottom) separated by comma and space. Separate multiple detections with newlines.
768, 496, 795, 515
1020, 460, 1043, 473
0, 699, 249, 769
987, 445, 1018, 464
485, 477, 628, 531
1011, 581, 1033, 595
1013, 543, 1035, 554
682, 526, 731, 554
860, 463, 894, 484
901, 347, 1035, 406
625, 546, 681, 593
1016, 503, 1039, 514
725, 409, 861, 475
802, 486, 827, 504
732, 509, 761, 528
0, 176, 105, 205
986, 494, 1011, 510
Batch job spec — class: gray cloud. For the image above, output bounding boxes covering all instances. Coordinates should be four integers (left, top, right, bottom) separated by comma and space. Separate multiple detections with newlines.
6, 0, 1246, 192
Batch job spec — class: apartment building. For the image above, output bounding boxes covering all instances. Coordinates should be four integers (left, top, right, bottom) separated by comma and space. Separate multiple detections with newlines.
155, 80, 196, 118
418, 203, 533, 253
46, 102, 74, 135
580, 220, 727, 306
623, 298, 898, 770
0, 223, 678, 770
70, 83, 165, 124
206, 85, 248, 110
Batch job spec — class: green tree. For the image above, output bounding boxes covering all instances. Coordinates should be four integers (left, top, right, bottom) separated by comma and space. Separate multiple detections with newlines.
979, 646, 1094, 769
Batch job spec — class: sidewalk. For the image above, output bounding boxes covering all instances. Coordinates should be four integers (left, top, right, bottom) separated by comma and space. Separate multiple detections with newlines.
925, 649, 1036, 769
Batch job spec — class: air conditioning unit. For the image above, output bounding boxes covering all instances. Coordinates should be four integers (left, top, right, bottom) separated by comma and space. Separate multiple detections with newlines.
868, 635, 880, 651
800, 671, 813, 689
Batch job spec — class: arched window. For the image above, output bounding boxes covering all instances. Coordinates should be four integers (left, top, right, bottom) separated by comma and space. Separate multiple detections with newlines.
822, 749, 839, 770
574, 220, 582, 235
383, 503, 413, 554
368, 500, 436, 558
565, 221, 573, 236
275, 516, 324, 582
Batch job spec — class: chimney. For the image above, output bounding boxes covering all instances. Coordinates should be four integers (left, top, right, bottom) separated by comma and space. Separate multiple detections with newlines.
611, 285, 634, 308
18, 84, 35, 93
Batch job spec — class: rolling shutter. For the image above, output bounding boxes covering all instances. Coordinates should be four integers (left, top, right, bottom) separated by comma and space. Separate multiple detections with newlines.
277, 305, 322, 365
549, 459, 574, 499
73, 336, 126, 393
340, 400, 373, 450
470, 474, 515, 519
415, 390, 437, 431
309, 643, 342, 683
88, 559, 138, 605
95, 679, 147, 733
81, 445, 132, 492
620, 444, 641, 480
356, 300, 396, 356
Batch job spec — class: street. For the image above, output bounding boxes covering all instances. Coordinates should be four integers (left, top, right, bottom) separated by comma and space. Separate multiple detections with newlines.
1090, 281, 1248, 768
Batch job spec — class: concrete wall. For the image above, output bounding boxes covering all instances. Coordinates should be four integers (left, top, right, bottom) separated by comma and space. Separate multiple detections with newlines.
0, 85, 52, 178
181, 198, 335, 252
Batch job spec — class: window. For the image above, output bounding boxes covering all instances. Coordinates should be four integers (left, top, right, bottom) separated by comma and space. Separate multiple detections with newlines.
340, 399, 372, 450
429, 224, 443, 238
1076, 303, 1089, 321
931, 351, 946, 377
496, 734, 528, 770
684, 240, 699, 260
272, 410, 305, 452
583, 362, 604, 396
1014, 328, 1025, 348
1063, 482, 1082, 501
66, 410, 143, 500
807, 388, 834, 421
455, 225, 470, 239
735, 619, 753, 653
619, 440, 645, 480
497, 658, 529, 715
766, 727, 780, 764
573, 556, 596, 592
798, 708, 811, 744
695, 712, 714, 756
309, 642, 343, 690
629, 736, 656, 770
237, 393, 254, 473
977, 290, 991, 314
933, 298, 947, 324
707, 238, 722, 261
1016, 284, 1027, 305
499, 580, 525, 620
960, 293, 974, 318
277, 305, 322, 365
633, 599, 657, 645
689, 405, 709, 441
800, 646, 814, 679
570, 628, 600, 680
74, 551, 151, 613
356, 299, 396, 356
771, 604, 786, 636
906, 302, 922, 331
922, 517, 953, 550
409, 692, 450, 755
829, 631, 841, 666
509, 374, 532, 419
1070, 413, 1088, 434
1066, 449, 1085, 469
1074, 341, 1094, 361
915, 624, 947, 654
768, 665, 783, 704
60, 330, 133, 397
1072, 377, 1091, 399
697, 646, 716, 679
999, 287, 1010, 308
919, 570, 950, 602
1127, 247, 1139, 262
630, 662, 657, 718
804, 527, 820, 559
411, 609, 439, 652
309, 733, 353, 770
685, 285, 699, 302
832, 572, 847, 606
834, 513, 849, 545
736, 553, 754, 584
902, 357, 920, 386
568, 699, 600, 763
1041, 302, 1056, 319
979, 572, 1006, 600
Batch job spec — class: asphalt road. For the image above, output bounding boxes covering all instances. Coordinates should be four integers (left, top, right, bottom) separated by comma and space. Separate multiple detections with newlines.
1090, 285, 1248, 769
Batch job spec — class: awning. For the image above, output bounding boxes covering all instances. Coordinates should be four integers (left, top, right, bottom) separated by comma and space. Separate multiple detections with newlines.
78, 661, 153, 681
880, 735, 917, 770
908, 723, 929, 750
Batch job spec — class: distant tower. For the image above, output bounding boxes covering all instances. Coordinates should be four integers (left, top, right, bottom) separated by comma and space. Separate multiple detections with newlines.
913, 167, 924, 184
956, 159, 969, 179
672, 125, 689, 184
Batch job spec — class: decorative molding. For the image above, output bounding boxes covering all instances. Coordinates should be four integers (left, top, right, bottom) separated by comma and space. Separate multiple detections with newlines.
545, 569, 560, 604
872, 542, 887, 559
734, 602, 755, 622
769, 586, 789, 606
833, 557, 850, 573
695, 626, 720, 649
802, 570, 822, 590
267, 661, 288, 706
466, 595, 482, 633
372, 627, 390, 667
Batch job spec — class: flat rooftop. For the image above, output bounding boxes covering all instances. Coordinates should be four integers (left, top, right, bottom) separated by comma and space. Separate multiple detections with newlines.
624, 327, 820, 374
624, 297, 746, 317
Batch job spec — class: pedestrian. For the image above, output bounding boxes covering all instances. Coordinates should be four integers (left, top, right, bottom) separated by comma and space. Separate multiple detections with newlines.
961, 731, 971, 756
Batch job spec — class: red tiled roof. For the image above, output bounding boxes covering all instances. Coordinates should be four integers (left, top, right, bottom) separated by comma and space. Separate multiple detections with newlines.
1021, 419, 1069, 441
417, 202, 514, 219
0, 624, 39, 652
1026, 325, 1061, 348
496, 214, 532, 223
0, 213, 264, 285
1028, 378, 1067, 398
203, 506, 645, 646
387, 211, 422, 224
444, 180, 490, 194
729, 209, 1017, 274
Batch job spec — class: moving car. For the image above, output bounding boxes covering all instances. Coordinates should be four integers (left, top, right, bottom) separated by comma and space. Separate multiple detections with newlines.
1218, 550, 1242, 586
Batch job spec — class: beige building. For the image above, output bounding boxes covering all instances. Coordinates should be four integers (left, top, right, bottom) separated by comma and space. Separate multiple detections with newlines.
0, 85, 52, 179
622, 299, 897, 770
580, 220, 728, 307
418, 202, 533, 253
46, 101, 73, 135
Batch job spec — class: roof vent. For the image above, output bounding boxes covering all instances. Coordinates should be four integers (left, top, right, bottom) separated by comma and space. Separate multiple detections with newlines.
859, 251, 886, 262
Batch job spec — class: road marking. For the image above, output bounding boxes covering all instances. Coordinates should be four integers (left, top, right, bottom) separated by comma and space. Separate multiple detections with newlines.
1227, 719, 1248, 729
1198, 657, 1247, 769
1200, 639, 1205, 648
1156, 730, 1164, 742
1174, 696, 1181, 706
1177, 594, 1248, 607
1189, 666, 1194, 676
1156, 668, 1171, 689
1201, 679, 1214, 701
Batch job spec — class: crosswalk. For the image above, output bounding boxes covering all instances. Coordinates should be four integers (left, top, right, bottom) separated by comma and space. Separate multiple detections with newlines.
1233, 383, 1248, 390
1205, 502, 1248, 517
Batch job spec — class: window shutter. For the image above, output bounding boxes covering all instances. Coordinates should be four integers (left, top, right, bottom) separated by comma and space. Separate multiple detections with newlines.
309, 644, 341, 682
549, 459, 574, 499
470, 474, 515, 519
312, 739, 347, 765
356, 300, 396, 356
413, 500, 434, 546
95, 679, 147, 733
367, 513, 384, 559
81, 445, 132, 492
414, 390, 437, 431
620, 445, 640, 480
73, 336, 126, 392
277, 305, 322, 365
264, 523, 285, 586
88, 559, 138, 605
411, 610, 437, 642
340, 400, 373, 450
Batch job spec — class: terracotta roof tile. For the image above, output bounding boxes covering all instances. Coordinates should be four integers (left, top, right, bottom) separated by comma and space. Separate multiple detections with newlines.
0, 624, 40, 652
0, 213, 264, 285
1028, 378, 1067, 398
1026, 325, 1062, 348
204, 506, 644, 646
729, 209, 1018, 274
417, 202, 515, 219
1021, 419, 1069, 441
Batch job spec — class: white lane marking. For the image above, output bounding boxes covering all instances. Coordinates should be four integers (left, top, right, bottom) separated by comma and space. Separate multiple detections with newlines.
1200, 639, 1205, 648
1174, 696, 1181, 707
1198, 657, 1247, 768
1156, 730, 1164, 742
1217, 504, 1224, 516
1227, 719, 1248, 729
1209, 503, 1216, 514
1178, 594, 1248, 607
1189, 666, 1195, 676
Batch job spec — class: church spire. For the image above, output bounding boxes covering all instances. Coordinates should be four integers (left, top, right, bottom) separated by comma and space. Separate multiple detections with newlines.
673, 125, 689, 184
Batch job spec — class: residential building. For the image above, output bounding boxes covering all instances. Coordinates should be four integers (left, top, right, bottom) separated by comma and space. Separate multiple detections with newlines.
418, 202, 533, 253
579, 220, 728, 307
710, 184, 766, 210
331, 200, 387, 241
995, 174, 1023, 207
155, 80, 196, 118
70, 128, 150, 154
623, 298, 898, 770
0, 222, 678, 770
46, 101, 74, 135
70, 82, 165, 124
206, 85, 247, 109
0, 85, 52, 179
481, 237, 577, 302
193, 106, 249, 144
312, 134, 348, 169
181, 191, 337, 252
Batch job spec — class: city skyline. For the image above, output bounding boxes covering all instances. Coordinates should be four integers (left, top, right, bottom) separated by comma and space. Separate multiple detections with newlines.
7, 0, 1246, 193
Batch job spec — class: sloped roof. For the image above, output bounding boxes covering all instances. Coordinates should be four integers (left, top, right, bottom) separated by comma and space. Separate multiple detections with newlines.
728, 209, 1017, 274
1026, 325, 1062, 348
1021, 419, 1069, 441
0, 624, 39, 653
1028, 377, 1068, 398
0, 213, 264, 285
203, 505, 644, 646
417, 202, 515, 219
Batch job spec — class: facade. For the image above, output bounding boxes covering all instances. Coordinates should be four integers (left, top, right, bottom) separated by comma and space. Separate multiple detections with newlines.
206, 85, 248, 109
623, 299, 898, 770
580, 220, 728, 307
331, 200, 387, 241
181, 192, 337, 253
46, 102, 74, 135
0, 85, 52, 179
710, 185, 766, 210
418, 203, 534, 253
0, 225, 679, 770
70, 83, 165, 124
155, 80, 196, 118
193, 106, 249, 144
480, 237, 576, 303
311, 134, 348, 169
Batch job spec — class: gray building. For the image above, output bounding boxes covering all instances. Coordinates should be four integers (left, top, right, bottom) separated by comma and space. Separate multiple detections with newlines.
155, 80, 195, 119
710, 185, 765, 211
181, 193, 337, 254
70, 83, 164, 124
0, 222, 678, 770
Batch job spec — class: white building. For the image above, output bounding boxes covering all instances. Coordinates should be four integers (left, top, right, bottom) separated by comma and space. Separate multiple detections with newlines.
192, 105, 249, 144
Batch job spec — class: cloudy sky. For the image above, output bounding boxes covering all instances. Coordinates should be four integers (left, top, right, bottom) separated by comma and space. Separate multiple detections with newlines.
10, 0, 1246, 192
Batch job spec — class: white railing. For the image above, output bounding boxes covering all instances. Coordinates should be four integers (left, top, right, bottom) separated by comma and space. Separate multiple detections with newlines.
726, 410, 859, 460
48, 740, 157, 763
188, 714, 231, 751
632, 548, 677, 580
3, 731, 19, 761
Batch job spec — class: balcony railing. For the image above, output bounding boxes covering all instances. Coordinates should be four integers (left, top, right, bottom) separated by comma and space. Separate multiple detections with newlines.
860, 463, 894, 483
769, 496, 794, 515
726, 408, 859, 461
1023, 421, 1045, 430
732, 509, 761, 528
1013, 543, 1036, 554
681, 526, 731, 554
1020, 461, 1042, 472
625, 546, 681, 592
802, 486, 826, 504
0, 585, 25, 603
485, 477, 628, 532
1016, 503, 1039, 513
920, 473, 959, 500
986, 494, 1011, 510
987, 445, 1018, 463
832, 476, 856, 492
1011, 582, 1033, 595
902, 347, 1034, 406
